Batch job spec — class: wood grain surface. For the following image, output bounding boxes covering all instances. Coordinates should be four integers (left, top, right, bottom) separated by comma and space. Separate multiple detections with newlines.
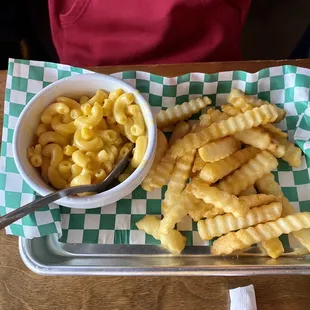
1, 60, 310, 310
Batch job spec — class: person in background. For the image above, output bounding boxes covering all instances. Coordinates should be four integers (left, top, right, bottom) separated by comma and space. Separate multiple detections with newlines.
48, 0, 251, 67
0, 1, 24, 69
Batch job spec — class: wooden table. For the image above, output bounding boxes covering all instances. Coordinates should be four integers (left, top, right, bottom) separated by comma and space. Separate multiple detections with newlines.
1, 59, 310, 310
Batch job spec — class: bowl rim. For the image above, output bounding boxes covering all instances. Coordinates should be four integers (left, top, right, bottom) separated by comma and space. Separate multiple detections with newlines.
13, 73, 157, 208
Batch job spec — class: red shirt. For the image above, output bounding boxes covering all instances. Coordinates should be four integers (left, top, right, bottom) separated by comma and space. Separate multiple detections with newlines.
49, 0, 250, 67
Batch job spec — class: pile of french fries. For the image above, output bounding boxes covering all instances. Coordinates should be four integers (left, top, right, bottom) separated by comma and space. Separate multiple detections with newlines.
136, 89, 310, 259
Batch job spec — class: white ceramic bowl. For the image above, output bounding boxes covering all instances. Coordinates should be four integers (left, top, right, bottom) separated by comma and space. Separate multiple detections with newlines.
13, 73, 157, 209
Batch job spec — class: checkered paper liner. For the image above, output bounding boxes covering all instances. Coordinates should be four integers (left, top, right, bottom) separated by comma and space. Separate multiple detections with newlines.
0, 59, 310, 247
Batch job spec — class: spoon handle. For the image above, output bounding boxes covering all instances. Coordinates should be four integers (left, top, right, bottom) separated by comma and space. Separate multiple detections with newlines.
0, 190, 67, 230
0, 149, 132, 230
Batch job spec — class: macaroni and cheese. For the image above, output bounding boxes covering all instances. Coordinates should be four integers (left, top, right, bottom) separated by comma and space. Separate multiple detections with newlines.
28, 89, 148, 190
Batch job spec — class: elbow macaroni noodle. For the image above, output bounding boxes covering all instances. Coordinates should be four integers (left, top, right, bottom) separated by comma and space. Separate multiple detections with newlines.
42, 143, 64, 167
40, 102, 70, 124
51, 115, 76, 136
128, 105, 145, 136
36, 123, 49, 137
113, 93, 134, 125
28, 89, 148, 190
79, 95, 89, 105
74, 102, 104, 128
131, 136, 148, 168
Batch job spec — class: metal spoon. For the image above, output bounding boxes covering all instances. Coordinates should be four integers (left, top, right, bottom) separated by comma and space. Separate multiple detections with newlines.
0, 150, 132, 230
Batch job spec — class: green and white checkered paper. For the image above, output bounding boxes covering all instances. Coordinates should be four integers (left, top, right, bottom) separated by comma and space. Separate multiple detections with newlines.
0, 58, 310, 247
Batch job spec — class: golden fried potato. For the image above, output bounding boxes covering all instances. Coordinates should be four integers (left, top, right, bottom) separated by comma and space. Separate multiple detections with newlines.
198, 137, 241, 162
234, 128, 285, 158
261, 123, 288, 138
192, 152, 206, 173
164, 150, 195, 211
272, 136, 302, 167
233, 128, 271, 151
169, 121, 190, 146
188, 179, 248, 217
156, 96, 211, 129
204, 193, 280, 218
136, 215, 186, 254
255, 173, 296, 215
188, 200, 214, 222
255, 173, 310, 251
227, 88, 285, 123
142, 129, 168, 191
169, 105, 278, 158
149, 150, 176, 189
199, 147, 259, 184
259, 238, 284, 259
212, 212, 310, 255
239, 185, 257, 196
198, 202, 282, 240
221, 104, 240, 116
217, 151, 278, 195
239, 194, 281, 209
159, 190, 195, 234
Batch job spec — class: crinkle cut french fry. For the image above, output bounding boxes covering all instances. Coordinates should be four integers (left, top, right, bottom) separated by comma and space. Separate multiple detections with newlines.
272, 136, 302, 168
233, 127, 282, 154
150, 107, 217, 189
255, 173, 283, 196
217, 150, 278, 195
221, 104, 241, 116
164, 150, 196, 209
227, 89, 254, 111
141, 129, 168, 191
206, 108, 284, 158
170, 104, 278, 158
212, 212, 310, 255
198, 113, 211, 124
227, 88, 286, 123
191, 108, 220, 134
281, 141, 302, 168
239, 185, 257, 196
192, 152, 206, 173
136, 215, 186, 254
162, 201, 169, 215
198, 136, 241, 162
169, 121, 190, 146
188, 200, 214, 222
205, 193, 280, 218
159, 191, 196, 234
156, 96, 211, 129
206, 108, 224, 122
250, 101, 286, 123
255, 173, 296, 216
239, 194, 281, 209
149, 150, 176, 189
267, 141, 286, 158
198, 112, 213, 127
259, 238, 284, 259
204, 207, 224, 219
233, 128, 271, 150
199, 146, 260, 184
191, 112, 213, 133
188, 179, 248, 217
261, 123, 288, 138
151, 111, 218, 189
198, 202, 282, 240
255, 173, 310, 251
291, 229, 310, 252
255, 173, 297, 217
233, 128, 285, 158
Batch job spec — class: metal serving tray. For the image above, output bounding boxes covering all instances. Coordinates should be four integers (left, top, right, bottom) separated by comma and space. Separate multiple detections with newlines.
19, 234, 310, 276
